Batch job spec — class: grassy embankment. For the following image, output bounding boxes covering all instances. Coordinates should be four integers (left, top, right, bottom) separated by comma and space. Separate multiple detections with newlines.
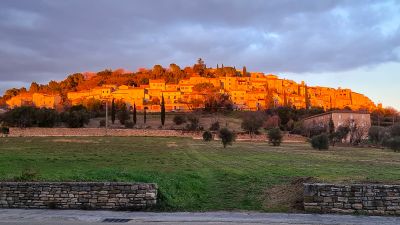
0, 136, 399, 211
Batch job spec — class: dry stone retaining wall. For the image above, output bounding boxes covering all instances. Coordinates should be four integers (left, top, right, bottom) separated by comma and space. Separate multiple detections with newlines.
304, 183, 400, 216
0, 182, 157, 210
7, 128, 306, 142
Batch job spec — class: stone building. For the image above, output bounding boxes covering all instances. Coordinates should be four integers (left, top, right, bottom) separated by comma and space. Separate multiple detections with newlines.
303, 111, 371, 141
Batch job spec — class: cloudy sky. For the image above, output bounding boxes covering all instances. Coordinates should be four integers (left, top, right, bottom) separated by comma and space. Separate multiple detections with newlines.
0, 0, 399, 109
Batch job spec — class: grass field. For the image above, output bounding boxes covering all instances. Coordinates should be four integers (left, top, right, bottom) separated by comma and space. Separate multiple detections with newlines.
0, 136, 399, 211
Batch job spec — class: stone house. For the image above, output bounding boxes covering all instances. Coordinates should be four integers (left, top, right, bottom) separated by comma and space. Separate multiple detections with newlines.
303, 111, 371, 142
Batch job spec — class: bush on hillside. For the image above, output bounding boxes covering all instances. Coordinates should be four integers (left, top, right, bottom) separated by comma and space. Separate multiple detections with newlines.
1, 125, 9, 137
311, 133, 329, 150
389, 123, 400, 137
124, 121, 134, 128
202, 131, 213, 141
241, 111, 265, 136
218, 128, 236, 148
368, 126, 386, 145
3, 106, 37, 128
99, 119, 106, 127
186, 115, 200, 131
267, 128, 283, 146
384, 136, 400, 152
173, 115, 186, 125
209, 121, 220, 131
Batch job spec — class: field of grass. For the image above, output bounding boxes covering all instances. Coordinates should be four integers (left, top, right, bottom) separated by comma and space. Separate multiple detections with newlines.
0, 136, 399, 211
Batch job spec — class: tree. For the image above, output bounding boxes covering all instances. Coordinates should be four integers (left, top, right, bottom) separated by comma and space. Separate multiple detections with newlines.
29, 82, 40, 93
152, 65, 164, 79
305, 85, 311, 109
202, 131, 213, 141
111, 99, 116, 124
384, 136, 400, 152
1, 122, 10, 137
3, 106, 37, 128
133, 103, 137, 125
267, 128, 283, 146
264, 115, 280, 130
242, 66, 247, 77
117, 104, 130, 125
328, 118, 335, 134
144, 107, 147, 124
61, 106, 90, 128
218, 128, 235, 148
311, 134, 329, 150
35, 108, 59, 127
241, 111, 265, 136
389, 123, 400, 137
160, 94, 165, 126
368, 126, 386, 145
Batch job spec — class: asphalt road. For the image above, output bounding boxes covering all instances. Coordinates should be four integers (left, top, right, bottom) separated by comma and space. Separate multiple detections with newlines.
0, 209, 400, 225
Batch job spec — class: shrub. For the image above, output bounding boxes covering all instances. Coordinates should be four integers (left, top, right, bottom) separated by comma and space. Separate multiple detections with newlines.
99, 119, 106, 127
267, 128, 283, 146
311, 133, 329, 150
385, 136, 400, 152
35, 108, 59, 127
117, 110, 130, 125
14, 168, 39, 181
124, 121, 134, 128
368, 126, 386, 145
307, 125, 327, 137
3, 106, 37, 128
173, 115, 186, 125
389, 123, 400, 137
202, 131, 213, 141
61, 108, 90, 128
186, 115, 200, 131
209, 121, 220, 131
1, 125, 9, 136
218, 128, 236, 148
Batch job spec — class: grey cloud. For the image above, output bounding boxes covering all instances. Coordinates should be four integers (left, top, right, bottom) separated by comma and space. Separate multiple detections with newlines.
0, 0, 399, 94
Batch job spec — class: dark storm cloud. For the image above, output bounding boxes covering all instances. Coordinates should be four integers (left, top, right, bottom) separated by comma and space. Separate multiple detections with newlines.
0, 0, 399, 92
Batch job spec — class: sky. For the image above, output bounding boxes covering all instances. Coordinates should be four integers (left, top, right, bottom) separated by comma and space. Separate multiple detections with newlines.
0, 0, 399, 109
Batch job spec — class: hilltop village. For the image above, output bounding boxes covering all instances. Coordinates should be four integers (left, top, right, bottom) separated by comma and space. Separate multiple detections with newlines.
2, 60, 376, 112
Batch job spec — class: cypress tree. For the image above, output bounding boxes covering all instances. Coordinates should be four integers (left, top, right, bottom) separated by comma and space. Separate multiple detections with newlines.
242, 66, 247, 77
329, 117, 335, 134
144, 108, 147, 124
305, 85, 311, 110
161, 94, 165, 126
111, 98, 116, 124
133, 103, 137, 125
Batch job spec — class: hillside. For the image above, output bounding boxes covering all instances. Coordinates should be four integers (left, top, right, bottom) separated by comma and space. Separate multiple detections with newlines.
0, 60, 376, 111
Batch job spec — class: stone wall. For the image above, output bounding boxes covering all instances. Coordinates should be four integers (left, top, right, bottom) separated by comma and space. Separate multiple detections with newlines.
0, 182, 157, 210
7, 128, 306, 143
304, 183, 400, 215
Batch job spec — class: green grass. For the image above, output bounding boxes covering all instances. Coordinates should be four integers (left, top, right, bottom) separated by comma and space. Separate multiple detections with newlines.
0, 136, 399, 211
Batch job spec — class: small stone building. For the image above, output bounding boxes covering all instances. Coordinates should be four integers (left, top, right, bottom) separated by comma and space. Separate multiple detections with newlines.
303, 111, 371, 141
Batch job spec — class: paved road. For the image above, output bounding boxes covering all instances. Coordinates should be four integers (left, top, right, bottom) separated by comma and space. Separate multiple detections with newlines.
0, 209, 399, 225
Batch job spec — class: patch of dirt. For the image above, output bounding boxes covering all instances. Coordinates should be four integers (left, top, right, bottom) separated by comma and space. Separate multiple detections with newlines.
166, 142, 178, 147
52, 139, 99, 144
263, 177, 317, 212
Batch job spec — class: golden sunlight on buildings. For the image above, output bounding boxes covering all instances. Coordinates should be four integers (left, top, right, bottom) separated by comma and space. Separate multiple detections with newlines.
6, 72, 376, 112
